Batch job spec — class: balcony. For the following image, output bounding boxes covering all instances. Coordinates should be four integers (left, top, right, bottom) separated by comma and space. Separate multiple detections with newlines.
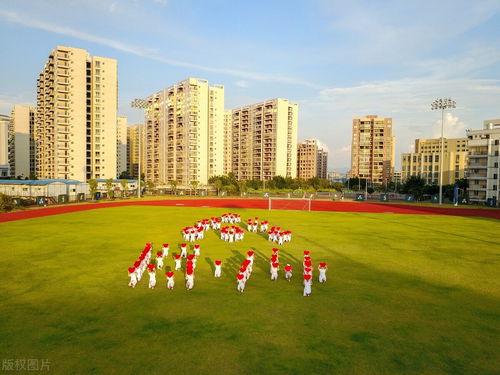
469, 184, 487, 190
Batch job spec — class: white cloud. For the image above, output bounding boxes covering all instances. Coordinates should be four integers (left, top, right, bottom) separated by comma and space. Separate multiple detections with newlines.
0, 93, 34, 114
432, 113, 466, 138
108, 2, 118, 13
331, 145, 350, 156
0, 9, 321, 89
234, 81, 249, 88
317, 0, 500, 62
308, 76, 500, 169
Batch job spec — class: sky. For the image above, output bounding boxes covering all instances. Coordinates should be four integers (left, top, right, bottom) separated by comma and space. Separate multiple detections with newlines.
1, 0, 500, 172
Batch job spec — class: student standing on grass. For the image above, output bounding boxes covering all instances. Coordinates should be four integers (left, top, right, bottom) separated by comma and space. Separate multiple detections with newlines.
166, 271, 175, 290
271, 262, 279, 281
180, 243, 187, 258
148, 264, 156, 289
214, 260, 222, 278
284, 264, 292, 281
128, 267, 137, 288
303, 274, 312, 296
186, 268, 194, 290
194, 244, 200, 257
156, 252, 164, 269
237, 273, 245, 292
162, 243, 169, 258
318, 263, 328, 283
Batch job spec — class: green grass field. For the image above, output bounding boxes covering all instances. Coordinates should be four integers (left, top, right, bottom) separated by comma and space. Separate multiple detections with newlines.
1, 206, 499, 375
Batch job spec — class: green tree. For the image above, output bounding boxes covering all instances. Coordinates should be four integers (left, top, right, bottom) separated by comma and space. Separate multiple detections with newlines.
190, 180, 199, 196
272, 175, 287, 189
0, 193, 14, 212
88, 179, 98, 200
401, 175, 426, 200
119, 170, 131, 179
120, 179, 128, 198
237, 180, 247, 194
105, 178, 114, 199
332, 182, 344, 192
214, 178, 223, 195
146, 181, 155, 194
170, 180, 178, 195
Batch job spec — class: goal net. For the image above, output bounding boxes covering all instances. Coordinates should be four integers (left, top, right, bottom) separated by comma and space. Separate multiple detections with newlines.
268, 197, 312, 211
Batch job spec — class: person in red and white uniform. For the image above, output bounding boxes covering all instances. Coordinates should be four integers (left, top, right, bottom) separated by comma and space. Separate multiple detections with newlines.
189, 229, 196, 242
284, 264, 292, 281
303, 274, 312, 296
193, 244, 201, 257
128, 267, 137, 288
270, 262, 279, 281
237, 273, 245, 292
147, 264, 156, 289
197, 227, 204, 240
166, 271, 175, 289
180, 243, 188, 258
214, 260, 222, 277
162, 243, 169, 258
318, 263, 328, 283
133, 261, 142, 282
186, 267, 194, 290
156, 252, 164, 269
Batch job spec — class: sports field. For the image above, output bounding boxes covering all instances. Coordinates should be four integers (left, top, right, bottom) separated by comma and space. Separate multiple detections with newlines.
1, 204, 499, 375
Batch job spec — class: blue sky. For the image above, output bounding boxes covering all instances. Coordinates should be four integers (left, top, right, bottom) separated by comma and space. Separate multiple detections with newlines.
1, 0, 500, 171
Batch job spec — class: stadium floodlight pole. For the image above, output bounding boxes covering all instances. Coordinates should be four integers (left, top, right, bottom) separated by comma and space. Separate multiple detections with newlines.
431, 98, 456, 204
131, 98, 149, 199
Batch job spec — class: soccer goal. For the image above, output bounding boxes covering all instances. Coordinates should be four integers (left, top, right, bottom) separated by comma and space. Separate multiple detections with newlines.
268, 196, 312, 211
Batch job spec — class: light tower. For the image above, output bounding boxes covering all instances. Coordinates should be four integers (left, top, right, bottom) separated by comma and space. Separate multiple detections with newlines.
131, 98, 148, 198
431, 98, 456, 204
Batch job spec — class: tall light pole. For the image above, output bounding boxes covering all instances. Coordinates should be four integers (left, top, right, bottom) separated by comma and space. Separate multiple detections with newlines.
431, 98, 456, 204
131, 98, 148, 199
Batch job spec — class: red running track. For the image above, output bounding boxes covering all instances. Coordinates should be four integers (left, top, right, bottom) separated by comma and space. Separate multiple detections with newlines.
0, 199, 499, 223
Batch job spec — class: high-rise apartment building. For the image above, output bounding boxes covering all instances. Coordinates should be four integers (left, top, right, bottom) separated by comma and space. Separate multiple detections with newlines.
466, 120, 500, 205
351, 115, 394, 184
401, 138, 468, 184
116, 116, 127, 176
0, 114, 10, 177
297, 139, 328, 179
143, 78, 224, 185
223, 110, 232, 176
231, 98, 298, 180
35, 46, 117, 181
8, 105, 36, 178
127, 124, 145, 179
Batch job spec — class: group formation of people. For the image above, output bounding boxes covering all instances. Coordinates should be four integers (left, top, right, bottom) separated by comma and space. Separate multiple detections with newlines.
169, 245, 202, 289
246, 218, 269, 233
236, 250, 255, 292
220, 226, 245, 242
301, 251, 328, 296
127, 242, 153, 288
268, 227, 293, 245
221, 213, 241, 224
126, 212, 328, 296
270, 248, 280, 281
182, 226, 205, 242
